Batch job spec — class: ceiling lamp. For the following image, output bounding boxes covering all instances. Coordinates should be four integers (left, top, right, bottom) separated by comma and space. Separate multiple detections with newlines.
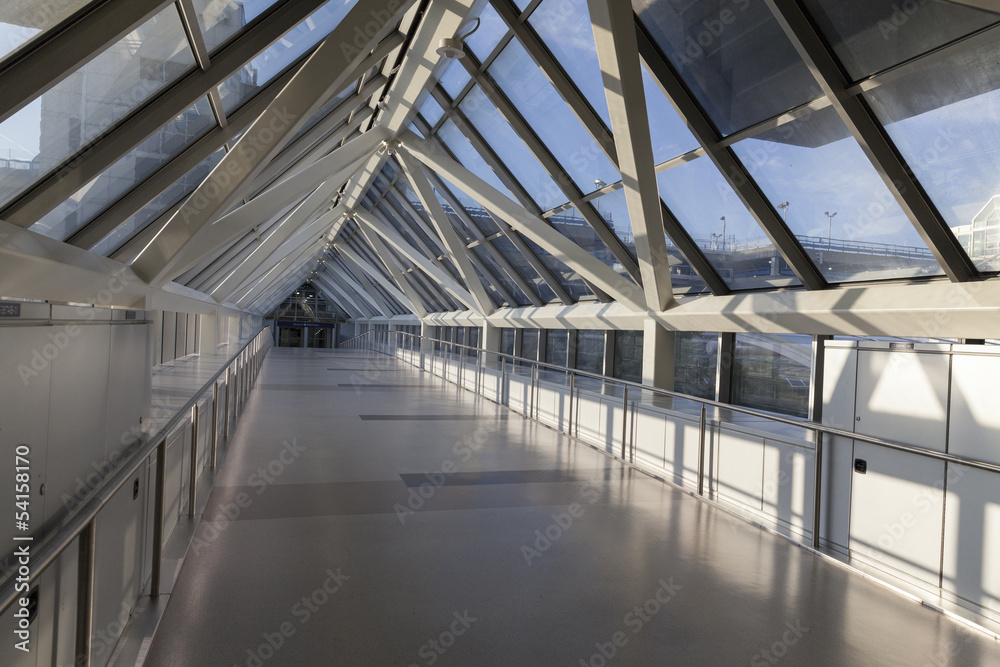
436, 17, 480, 59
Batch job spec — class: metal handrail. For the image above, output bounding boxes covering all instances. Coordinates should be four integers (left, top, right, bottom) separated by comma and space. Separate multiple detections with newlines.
361, 326, 1000, 563
0, 329, 271, 623
367, 329, 1000, 477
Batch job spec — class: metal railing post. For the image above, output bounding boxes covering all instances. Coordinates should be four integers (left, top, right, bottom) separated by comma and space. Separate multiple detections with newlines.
151, 439, 167, 597
530, 363, 537, 419
188, 405, 199, 517
621, 386, 628, 460
211, 381, 219, 467
812, 432, 824, 550
567, 372, 575, 437
501, 359, 507, 407
476, 350, 483, 396
224, 367, 231, 441
697, 404, 707, 496
74, 518, 96, 667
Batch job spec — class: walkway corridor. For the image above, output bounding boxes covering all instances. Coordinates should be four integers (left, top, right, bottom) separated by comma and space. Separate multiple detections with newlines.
144, 348, 1000, 666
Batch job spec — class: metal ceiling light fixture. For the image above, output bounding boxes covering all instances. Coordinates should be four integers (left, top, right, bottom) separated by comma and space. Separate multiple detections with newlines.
436, 17, 480, 59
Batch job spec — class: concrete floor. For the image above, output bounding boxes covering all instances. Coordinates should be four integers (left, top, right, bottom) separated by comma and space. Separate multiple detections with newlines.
145, 348, 1000, 666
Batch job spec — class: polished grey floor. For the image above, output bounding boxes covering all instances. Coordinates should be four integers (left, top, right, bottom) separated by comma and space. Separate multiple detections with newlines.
145, 348, 1000, 666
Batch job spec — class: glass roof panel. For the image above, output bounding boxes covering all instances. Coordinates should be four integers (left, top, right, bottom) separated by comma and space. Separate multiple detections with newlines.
528, 0, 611, 127
429, 185, 476, 243
801, 0, 999, 81
30, 97, 216, 242
442, 180, 501, 236
92, 148, 226, 257
546, 204, 636, 283
732, 106, 943, 283
438, 59, 471, 100
488, 38, 619, 195
591, 187, 709, 293
419, 95, 446, 127
524, 234, 593, 300
459, 85, 566, 211
436, 119, 516, 204
656, 156, 801, 290
590, 187, 634, 255
464, 3, 507, 62
633, 0, 817, 136
0, 6, 196, 210
866, 37, 1000, 273
217, 0, 361, 114
641, 65, 700, 163
491, 236, 557, 303
193, 0, 281, 53
288, 82, 357, 144
471, 245, 531, 306
0, 0, 95, 65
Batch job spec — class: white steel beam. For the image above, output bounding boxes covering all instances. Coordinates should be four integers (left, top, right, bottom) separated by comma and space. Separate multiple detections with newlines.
396, 151, 494, 314
354, 210, 480, 313
398, 133, 647, 311
211, 202, 350, 303
337, 243, 422, 316
324, 258, 389, 318
313, 271, 371, 319
356, 228, 429, 317
1, 0, 334, 228
587, 0, 673, 311
340, 0, 476, 209
132, 0, 414, 285
164, 128, 385, 281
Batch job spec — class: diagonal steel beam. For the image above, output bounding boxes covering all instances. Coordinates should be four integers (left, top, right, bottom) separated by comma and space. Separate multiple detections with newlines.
424, 170, 543, 307
325, 256, 390, 317
211, 203, 349, 303
0, 0, 173, 123
132, 1, 413, 285
635, 24, 827, 291
399, 132, 648, 311
490, 0, 617, 165
438, 77, 641, 286
222, 207, 345, 303
313, 271, 371, 318
765, 0, 978, 283
1, 0, 334, 227
396, 151, 494, 314
168, 129, 384, 280
354, 224, 429, 317
355, 209, 480, 312
412, 114, 571, 305
64, 65, 300, 249
588, 0, 673, 311
337, 242, 420, 316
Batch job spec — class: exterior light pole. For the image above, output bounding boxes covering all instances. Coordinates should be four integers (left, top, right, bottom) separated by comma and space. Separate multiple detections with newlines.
825, 211, 837, 248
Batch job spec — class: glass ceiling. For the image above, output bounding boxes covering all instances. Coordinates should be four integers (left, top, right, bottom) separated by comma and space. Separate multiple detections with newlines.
4, 0, 1000, 318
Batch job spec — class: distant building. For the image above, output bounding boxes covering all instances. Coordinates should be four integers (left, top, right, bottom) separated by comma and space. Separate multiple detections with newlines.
952, 195, 1000, 271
